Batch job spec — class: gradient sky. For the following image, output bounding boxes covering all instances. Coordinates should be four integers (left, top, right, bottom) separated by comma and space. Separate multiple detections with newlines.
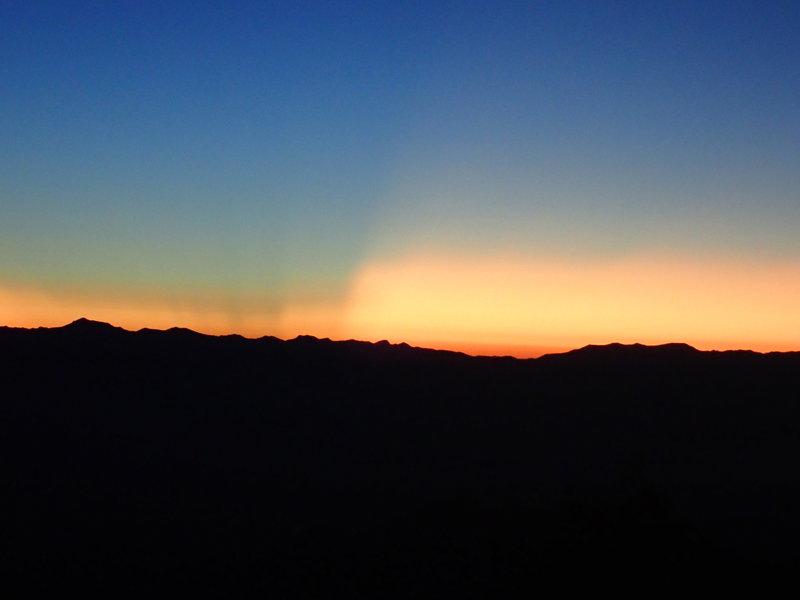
3, 0, 800, 355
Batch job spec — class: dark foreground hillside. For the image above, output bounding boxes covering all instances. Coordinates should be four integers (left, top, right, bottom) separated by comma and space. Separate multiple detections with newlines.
3, 319, 800, 595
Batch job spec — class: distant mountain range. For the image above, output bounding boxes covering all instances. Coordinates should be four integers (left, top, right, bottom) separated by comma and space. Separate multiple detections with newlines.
3, 319, 799, 594
5, 316, 796, 358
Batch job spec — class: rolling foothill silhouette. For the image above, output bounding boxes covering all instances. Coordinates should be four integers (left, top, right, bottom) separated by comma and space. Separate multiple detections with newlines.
3, 318, 800, 594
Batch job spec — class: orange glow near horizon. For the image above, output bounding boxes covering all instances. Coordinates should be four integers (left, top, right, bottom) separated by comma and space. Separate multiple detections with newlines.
0, 285, 347, 342
2, 252, 799, 357
340, 252, 800, 355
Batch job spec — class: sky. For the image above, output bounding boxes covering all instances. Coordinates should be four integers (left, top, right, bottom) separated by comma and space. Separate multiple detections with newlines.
2, 0, 800, 356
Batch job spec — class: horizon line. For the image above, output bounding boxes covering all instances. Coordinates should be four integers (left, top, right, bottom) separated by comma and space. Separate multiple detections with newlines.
3, 316, 796, 359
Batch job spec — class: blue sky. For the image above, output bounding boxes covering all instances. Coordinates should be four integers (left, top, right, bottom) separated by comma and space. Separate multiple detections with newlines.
3, 1, 800, 350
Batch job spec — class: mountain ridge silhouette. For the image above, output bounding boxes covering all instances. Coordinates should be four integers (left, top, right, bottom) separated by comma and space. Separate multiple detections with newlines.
7, 317, 792, 360
3, 316, 800, 594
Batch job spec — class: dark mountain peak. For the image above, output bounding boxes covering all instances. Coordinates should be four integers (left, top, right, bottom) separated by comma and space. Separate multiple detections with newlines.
136, 325, 205, 338
542, 342, 700, 362
62, 318, 124, 332
291, 334, 321, 342
165, 326, 206, 337
578, 342, 697, 354
256, 334, 282, 342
